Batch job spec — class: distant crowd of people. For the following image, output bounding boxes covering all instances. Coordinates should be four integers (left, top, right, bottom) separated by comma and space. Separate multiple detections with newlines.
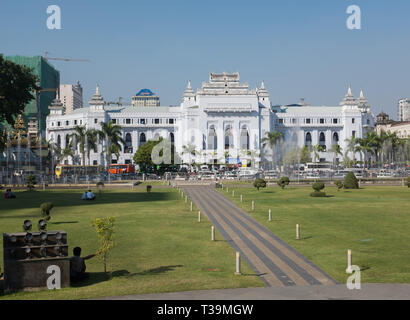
81, 190, 95, 200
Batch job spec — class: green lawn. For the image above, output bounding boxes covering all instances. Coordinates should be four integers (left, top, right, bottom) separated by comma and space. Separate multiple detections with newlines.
0, 187, 263, 300
220, 185, 410, 284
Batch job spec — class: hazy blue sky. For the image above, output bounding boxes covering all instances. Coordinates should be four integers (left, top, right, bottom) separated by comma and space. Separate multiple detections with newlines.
1, 0, 409, 119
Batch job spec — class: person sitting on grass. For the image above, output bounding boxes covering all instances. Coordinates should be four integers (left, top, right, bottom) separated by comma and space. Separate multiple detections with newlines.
70, 247, 100, 283
81, 191, 87, 200
4, 189, 16, 199
86, 189, 95, 200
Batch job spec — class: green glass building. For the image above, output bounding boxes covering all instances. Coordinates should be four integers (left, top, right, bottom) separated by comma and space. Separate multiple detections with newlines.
5, 55, 60, 133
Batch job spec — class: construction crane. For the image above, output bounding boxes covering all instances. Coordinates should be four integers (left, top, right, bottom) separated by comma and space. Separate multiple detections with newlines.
43, 51, 90, 62
105, 97, 123, 107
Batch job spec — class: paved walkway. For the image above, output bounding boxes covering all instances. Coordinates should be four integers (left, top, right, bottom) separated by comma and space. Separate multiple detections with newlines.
98, 284, 410, 300
183, 186, 337, 287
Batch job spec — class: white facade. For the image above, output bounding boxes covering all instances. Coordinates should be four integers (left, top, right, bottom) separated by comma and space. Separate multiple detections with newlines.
60, 81, 83, 114
46, 72, 375, 167
398, 98, 410, 122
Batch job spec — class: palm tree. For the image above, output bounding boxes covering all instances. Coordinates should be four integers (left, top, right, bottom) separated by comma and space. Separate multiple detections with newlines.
344, 137, 358, 163
86, 129, 99, 165
328, 144, 343, 169
98, 120, 125, 168
71, 125, 87, 167
312, 144, 325, 163
182, 144, 197, 166
261, 130, 283, 170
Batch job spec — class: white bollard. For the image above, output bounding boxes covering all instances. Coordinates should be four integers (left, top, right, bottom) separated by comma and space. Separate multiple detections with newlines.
190, 201, 193, 211
251, 201, 255, 211
347, 249, 352, 272
235, 252, 241, 275
232, 190, 235, 197
198, 211, 201, 222
269, 209, 272, 222
181, 192, 184, 199
185, 196, 188, 203
211, 226, 215, 241
296, 224, 300, 240
240, 195, 243, 203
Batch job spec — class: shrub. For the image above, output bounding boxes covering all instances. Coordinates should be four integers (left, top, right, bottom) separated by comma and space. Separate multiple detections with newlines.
146, 185, 152, 193
215, 182, 222, 189
40, 202, 53, 221
335, 180, 344, 191
312, 181, 325, 192
26, 175, 36, 191
253, 178, 267, 191
96, 181, 104, 187
310, 191, 326, 197
344, 172, 359, 189
277, 177, 290, 189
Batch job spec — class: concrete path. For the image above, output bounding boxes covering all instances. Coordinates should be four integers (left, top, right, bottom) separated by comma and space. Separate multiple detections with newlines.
98, 284, 410, 300
183, 186, 337, 287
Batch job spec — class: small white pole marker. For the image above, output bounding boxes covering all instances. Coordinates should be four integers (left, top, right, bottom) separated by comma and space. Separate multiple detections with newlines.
240, 195, 243, 203
198, 211, 201, 222
269, 209, 272, 222
211, 226, 215, 241
235, 252, 241, 275
190, 201, 193, 211
296, 224, 300, 240
347, 249, 352, 272
252, 201, 255, 211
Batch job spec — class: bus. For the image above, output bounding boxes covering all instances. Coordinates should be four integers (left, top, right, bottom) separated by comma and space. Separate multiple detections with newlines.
55, 165, 104, 179
108, 164, 136, 175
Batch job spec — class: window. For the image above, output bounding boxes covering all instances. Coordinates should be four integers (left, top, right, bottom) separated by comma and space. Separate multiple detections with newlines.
74, 120, 77, 125
292, 119, 297, 124
126, 119, 131, 124
93, 160, 98, 165
169, 119, 174, 124
306, 119, 311, 124
140, 119, 146, 125
65, 121, 69, 126
154, 119, 160, 124
352, 131, 356, 138
57, 121, 61, 127
352, 118, 355, 124
80, 120, 82, 125
279, 119, 284, 124
305, 132, 312, 146
333, 119, 338, 124
94, 118, 98, 124
112, 119, 117, 124
320, 119, 325, 124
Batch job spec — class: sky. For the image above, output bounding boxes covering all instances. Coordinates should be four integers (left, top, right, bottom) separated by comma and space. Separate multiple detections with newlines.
1, 0, 409, 119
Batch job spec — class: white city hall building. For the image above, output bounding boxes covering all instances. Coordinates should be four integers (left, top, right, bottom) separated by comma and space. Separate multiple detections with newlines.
46, 72, 375, 167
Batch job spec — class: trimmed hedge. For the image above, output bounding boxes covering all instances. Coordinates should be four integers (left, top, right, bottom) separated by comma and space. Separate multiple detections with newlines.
335, 180, 344, 191
40, 202, 53, 221
253, 178, 267, 191
344, 172, 359, 189
278, 177, 290, 189
312, 181, 325, 192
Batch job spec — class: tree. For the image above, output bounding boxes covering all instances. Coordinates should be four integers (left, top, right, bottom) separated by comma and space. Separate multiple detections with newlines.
300, 146, 312, 164
92, 217, 115, 273
344, 172, 359, 189
26, 174, 36, 191
86, 129, 99, 165
345, 137, 358, 163
261, 130, 283, 170
278, 176, 290, 189
328, 144, 343, 169
312, 145, 325, 163
71, 125, 87, 167
40, 202, 54, 221
253, 178, 267, 191
0, 54, 40, 125
98, 120, 125, 167
134, 137, 180, 174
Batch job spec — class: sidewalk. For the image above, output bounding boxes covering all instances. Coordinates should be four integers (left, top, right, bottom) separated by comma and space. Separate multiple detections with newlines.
97, 284, 410, 300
